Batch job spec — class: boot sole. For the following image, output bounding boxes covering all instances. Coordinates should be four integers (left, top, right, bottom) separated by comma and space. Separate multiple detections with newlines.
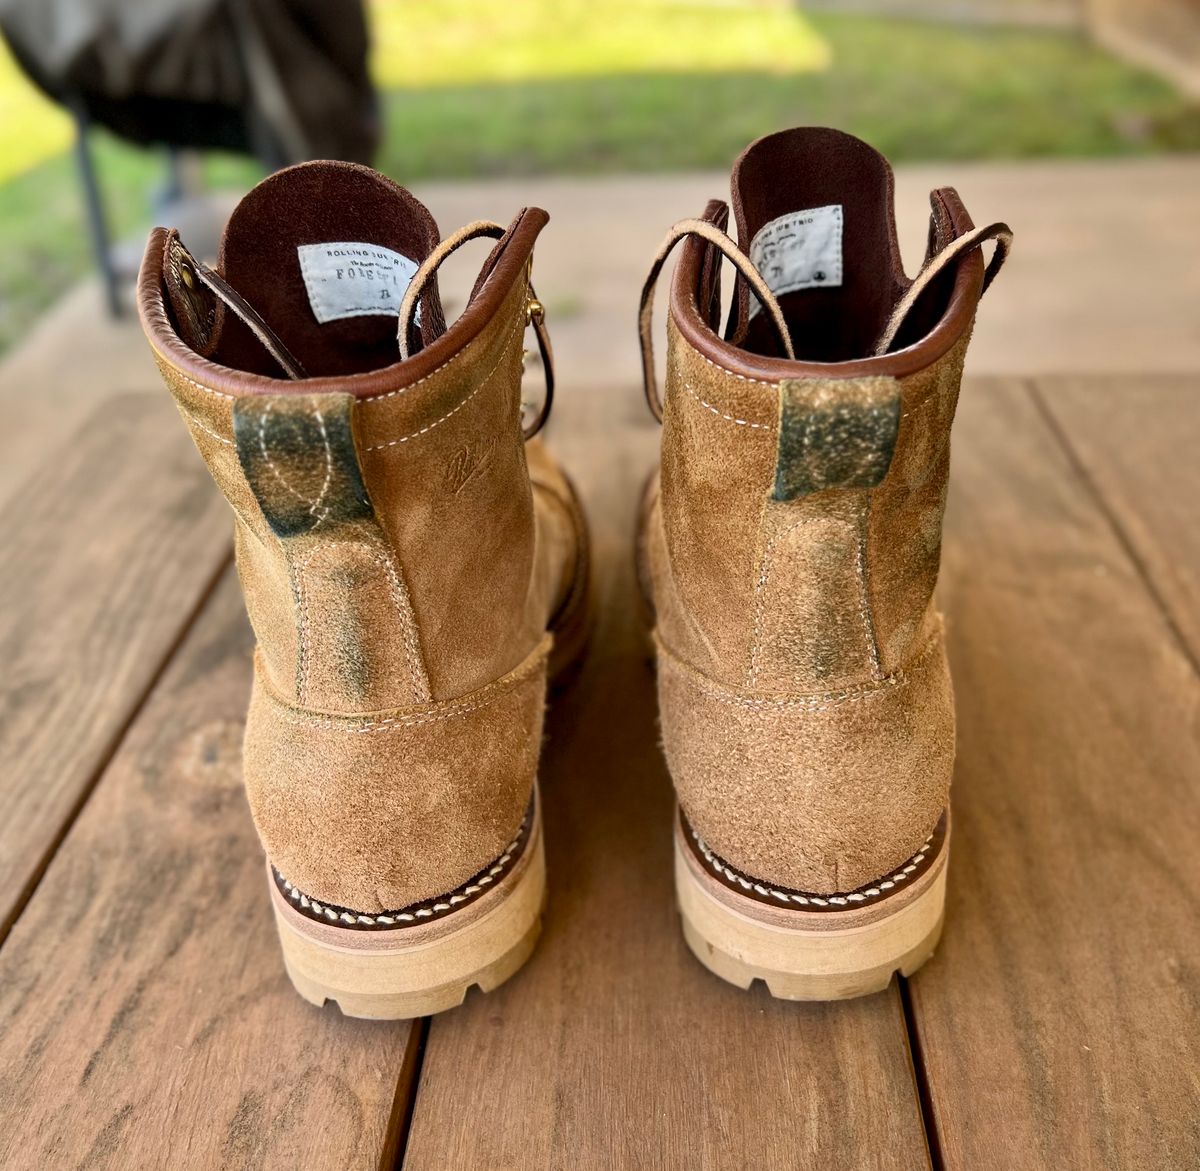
674, 809, 948, 1000
269, 800, 545, 1019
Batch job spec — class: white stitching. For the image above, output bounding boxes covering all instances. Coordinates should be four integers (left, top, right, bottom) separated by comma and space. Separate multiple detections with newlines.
160, 290, 527, 408
278, 827, 526, 925
265, 638, 549, 732
691, 345, 782, 389
289, 562, 309, 704
182, 410, 234, 446
748, 517, 814, 688
854, 502, 883, 680
172, 369, 235, 401
679, 377, 772, 430
257, 401, 322, 513
307, 408, 334, 526
294, 541, 431, 704
659, 628, 940, 712
691, 827, 935, 907
364, 313, 524, 450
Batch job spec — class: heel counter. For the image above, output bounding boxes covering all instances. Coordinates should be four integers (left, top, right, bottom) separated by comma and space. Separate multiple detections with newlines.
657, 626, 954, 895
243, 637, 550, 913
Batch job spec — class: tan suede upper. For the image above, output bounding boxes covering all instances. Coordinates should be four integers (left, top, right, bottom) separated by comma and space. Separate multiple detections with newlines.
138, 167, 583, 913
644, 129, 996, 895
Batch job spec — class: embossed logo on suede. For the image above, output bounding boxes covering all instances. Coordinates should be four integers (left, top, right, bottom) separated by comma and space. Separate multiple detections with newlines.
443, 436, 498, 495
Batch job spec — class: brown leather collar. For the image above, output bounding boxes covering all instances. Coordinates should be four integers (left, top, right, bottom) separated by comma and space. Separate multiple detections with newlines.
137, 206, 549, 399
669, 189, 984, 382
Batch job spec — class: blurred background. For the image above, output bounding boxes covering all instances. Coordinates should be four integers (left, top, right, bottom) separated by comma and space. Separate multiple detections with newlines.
0, 0, 1197, 375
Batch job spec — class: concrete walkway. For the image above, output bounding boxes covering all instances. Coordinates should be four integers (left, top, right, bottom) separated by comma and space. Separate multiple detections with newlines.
2, 154, 1197, 495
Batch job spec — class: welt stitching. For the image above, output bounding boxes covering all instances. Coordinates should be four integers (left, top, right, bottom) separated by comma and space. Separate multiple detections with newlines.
365, 313, 524, 450
280, 823, 526, 925
692, 827, 935, 907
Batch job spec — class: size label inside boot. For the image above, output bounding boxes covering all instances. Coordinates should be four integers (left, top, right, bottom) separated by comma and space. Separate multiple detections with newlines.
297, 241, 419, 324
747, 204, 843, 318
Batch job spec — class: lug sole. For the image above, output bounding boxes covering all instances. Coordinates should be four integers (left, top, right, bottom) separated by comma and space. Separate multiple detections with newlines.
270, 806, 546, 1020
674, 813, 949, 1001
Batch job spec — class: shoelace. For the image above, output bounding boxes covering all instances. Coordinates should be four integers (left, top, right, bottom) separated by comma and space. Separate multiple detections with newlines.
397, 220, 555, 439
638, 216, 1012, 423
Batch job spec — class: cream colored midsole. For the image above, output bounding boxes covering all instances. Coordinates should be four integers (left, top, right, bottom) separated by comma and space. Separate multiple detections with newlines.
271, 807, 544, 1000
675, 817, 948, 981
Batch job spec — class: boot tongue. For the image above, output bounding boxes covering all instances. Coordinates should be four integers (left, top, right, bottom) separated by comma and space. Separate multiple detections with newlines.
214, 161, 446, 378
729, 127, 906, 363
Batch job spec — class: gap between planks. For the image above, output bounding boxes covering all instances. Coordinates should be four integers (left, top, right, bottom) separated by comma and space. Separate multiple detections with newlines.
0, 545, 233, 948
1025, 377, 1200, 681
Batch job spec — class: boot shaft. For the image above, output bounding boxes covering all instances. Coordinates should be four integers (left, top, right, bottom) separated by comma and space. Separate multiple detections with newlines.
141, 163, 555, 710
655, 129, 988, 693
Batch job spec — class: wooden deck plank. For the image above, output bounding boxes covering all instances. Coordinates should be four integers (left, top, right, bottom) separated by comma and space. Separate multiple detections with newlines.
0, 572, 420, 1170
0, 392, 231, 938
1031, 374, 1200, 669
909, 378, 1200, 1168
402, 392, 932, 1171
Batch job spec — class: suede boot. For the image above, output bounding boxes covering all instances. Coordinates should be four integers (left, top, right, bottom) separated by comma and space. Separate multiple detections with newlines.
138, 162, 589, 1018
637, 128, 1011, 999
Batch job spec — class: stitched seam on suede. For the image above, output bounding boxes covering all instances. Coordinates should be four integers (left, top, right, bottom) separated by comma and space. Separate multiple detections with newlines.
359, 282, 528, 404
748, 516, 815, 688
256, 401, 332, 524
682, 295, 784, 390
855, 497, 884, 680
171, 368, 236, 402
364, 314, 524, 451
289, 561, 308, 703
680, 377, 772, 431
748, 514, 878, 689
308, 408, 334, 527
180, 408, 234, 447
658, 628, 940, 711
295, 541, 431, 705
692, 827, 935, 906
260, 636, 550, 731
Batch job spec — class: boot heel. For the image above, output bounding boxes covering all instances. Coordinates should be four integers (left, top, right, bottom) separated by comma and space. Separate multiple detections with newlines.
270, 806, 546, 1020
674, 811, 948, 1001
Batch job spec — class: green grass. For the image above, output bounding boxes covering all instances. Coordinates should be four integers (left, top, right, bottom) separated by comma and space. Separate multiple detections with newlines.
1, 1, 1198, 357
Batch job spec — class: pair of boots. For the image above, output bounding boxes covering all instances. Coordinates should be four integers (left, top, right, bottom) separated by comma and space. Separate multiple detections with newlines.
138, 127, 1010, 1018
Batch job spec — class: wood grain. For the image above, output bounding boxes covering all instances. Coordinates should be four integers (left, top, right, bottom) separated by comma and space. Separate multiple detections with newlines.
1031, 374, 1200, 669
0, 572, 420, 1171
910, 379, 1200, 1168
402, 388, 933, 1171
0, 392, 231, 937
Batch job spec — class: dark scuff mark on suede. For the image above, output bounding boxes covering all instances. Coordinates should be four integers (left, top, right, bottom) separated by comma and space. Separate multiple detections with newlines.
232, 392, 373, 538
774, 377, 901, 502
